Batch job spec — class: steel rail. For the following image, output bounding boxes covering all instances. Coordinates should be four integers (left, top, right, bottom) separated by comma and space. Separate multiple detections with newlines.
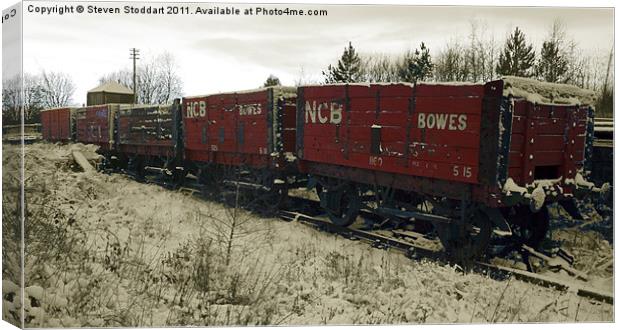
103, 171, 615, 305
279, 210, 614, 305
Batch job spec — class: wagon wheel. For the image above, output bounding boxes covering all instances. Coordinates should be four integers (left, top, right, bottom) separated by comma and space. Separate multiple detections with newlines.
505, 205, 550, 249
436, 209, 493, 264
233, 169, 288, 214
251, 178, 289, 214
198, 166, 224, 199
170, 167, 188, 188
503, 205, 550, 271
320, 184, 362, 227
271, 180, 289, 209
130, 156, 146, 181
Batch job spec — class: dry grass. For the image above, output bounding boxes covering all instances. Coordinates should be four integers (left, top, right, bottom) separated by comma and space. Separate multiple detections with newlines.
3, 142, 614, 326
2, 142, 23, 327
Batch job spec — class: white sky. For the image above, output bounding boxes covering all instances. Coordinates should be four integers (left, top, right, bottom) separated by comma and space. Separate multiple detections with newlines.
5, 0, 617, 105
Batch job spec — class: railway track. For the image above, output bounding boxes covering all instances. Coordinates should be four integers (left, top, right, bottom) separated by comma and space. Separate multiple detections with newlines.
594, 117, 613, 143
112, 169, 615, 305
593, 139, 613, 148
278, 209, 614, 305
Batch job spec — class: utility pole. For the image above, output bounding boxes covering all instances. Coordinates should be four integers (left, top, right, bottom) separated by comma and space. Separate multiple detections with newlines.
602, 47, 613, 95
130, 48, 140, 104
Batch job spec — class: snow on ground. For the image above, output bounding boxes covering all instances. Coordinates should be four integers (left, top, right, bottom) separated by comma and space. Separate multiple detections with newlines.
546, 203, 614, 292
2, 143, 614, 327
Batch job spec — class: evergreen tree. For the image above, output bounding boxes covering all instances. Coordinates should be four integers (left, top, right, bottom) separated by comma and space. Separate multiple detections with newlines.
536, 39, 568, 83
496, 27, 536, 77
398, 42, 434, 83
263, 74, 281, 87
322, 42, 362, 83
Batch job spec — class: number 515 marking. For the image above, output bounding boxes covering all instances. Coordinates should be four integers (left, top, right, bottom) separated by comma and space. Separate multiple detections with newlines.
452, 165, 472, 178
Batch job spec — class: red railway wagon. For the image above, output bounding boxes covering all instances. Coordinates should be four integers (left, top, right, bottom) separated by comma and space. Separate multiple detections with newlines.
296, 79, 600, 259
297, 82, 499, 200
40, 107, 75, 142
74, 104, 120, 151
116, 103, 179, 159
183, 86, 297, 169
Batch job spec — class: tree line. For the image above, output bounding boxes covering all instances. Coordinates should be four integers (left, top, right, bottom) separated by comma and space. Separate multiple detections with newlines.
2, 20, 613, 124
2, 71, 76, 124
97, 52, 183, 105
294, 20, 613, 116
2, 51, 183, 125
315, 20, 612, 89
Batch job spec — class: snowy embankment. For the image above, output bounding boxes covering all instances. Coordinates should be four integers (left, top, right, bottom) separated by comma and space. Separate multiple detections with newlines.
1, 143, 613, 327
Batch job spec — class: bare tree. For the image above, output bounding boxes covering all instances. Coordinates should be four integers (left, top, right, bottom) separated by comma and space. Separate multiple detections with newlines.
481, 34, 499, 81
294, 66, 320, 86
465, 19, 499, 82
466, 20, 482, 82
2, 75, 22, 123
565, 46, 595, 88
359, 53, 399, 82
2, 73, 44, 124
152, 51, 183, 104
137, 59, 159, 104
577, 51, 614, 92
577, 54, 600, 91
595, 48, 614, 117
294, 66, 307, 86
433, 21, 499, 83
98, 51, 182, 104
98, 69, 133, 88
433, 40, 470, 82
40, 70, 76, 108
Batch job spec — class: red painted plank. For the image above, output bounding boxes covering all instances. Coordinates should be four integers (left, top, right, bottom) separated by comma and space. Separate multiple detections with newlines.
510, 134, 525, 151
508, 167, 522, 179
533, 151, 564, 166
415, 84, 485, 97
508, 151, 523, 168
415, 97, 483, 115
533, 135, 566, 151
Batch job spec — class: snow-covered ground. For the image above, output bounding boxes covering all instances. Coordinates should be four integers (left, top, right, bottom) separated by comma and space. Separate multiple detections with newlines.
2, 143, 614, 327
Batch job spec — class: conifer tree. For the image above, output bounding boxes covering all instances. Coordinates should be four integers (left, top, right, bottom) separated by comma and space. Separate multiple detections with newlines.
398, 42, 434, 83
537, 40, 568, 83
496, 27, 536, 77
323, 42, 362, 83
536, 21, 570, 83
263, 74, 281, 87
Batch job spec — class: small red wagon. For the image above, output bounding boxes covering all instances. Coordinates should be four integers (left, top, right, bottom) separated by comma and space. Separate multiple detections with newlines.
40, 107, 75, 142
74, 104, 120, 151
182, 87, 297, 203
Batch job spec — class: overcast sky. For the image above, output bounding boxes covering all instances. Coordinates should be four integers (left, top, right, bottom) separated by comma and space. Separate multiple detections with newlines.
8, 0, 616, 105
